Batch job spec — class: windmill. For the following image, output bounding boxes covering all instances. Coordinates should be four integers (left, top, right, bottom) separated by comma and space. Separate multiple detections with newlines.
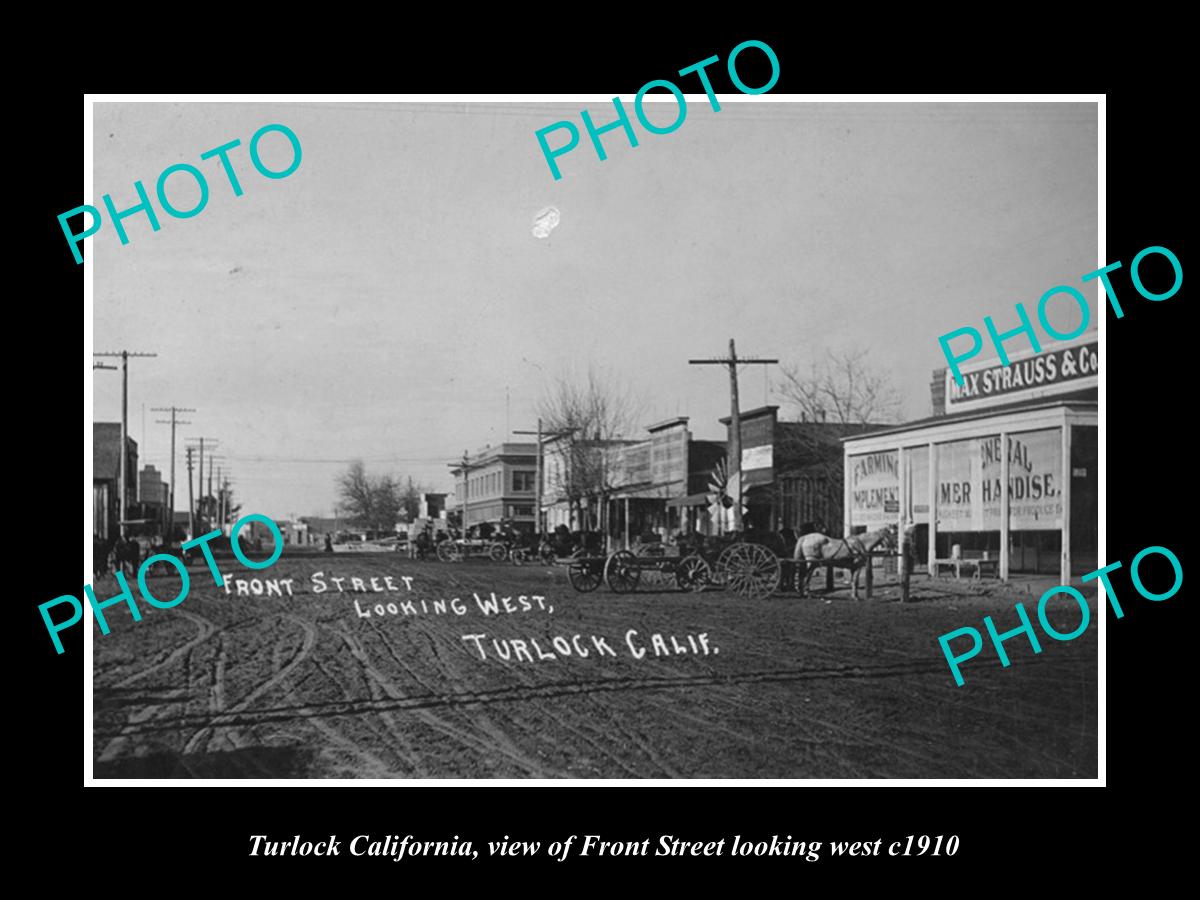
707, 458, 748, 534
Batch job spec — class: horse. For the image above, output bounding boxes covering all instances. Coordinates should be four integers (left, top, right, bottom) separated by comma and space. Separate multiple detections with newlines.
93, 537, 115, 579
111, 537, 141, 578
793, 523, 897, 600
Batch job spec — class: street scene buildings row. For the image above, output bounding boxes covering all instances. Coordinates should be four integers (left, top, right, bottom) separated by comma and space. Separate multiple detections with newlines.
93, 335, 1098, 579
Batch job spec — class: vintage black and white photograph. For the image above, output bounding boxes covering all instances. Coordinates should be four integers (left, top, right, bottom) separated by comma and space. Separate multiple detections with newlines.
88, 98, 1098, 779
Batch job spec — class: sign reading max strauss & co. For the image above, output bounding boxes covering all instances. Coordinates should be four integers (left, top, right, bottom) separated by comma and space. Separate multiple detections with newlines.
945, 335, 1098, 413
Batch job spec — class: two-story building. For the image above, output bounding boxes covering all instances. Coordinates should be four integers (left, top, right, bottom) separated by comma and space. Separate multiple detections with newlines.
451, 443, 539, 533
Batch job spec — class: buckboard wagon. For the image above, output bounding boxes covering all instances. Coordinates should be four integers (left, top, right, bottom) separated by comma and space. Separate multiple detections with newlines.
567, 537, 804, 601
435, 537, 508, 562
566, 539, 905, 601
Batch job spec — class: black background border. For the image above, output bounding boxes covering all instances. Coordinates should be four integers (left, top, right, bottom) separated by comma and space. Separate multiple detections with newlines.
21, 26, 1189, 883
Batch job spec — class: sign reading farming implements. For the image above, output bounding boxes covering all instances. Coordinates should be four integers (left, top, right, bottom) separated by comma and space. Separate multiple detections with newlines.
849, 450, 899, 528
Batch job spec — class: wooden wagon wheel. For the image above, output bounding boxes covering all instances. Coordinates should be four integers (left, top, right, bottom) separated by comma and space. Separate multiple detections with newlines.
711, 546, 736, 587
714, 545, 746, 582
718, 544, 780, 600
675, 553, 712, 592
436, 539, 461, 562
604, 550, 641, 594
488, 541, 508, 562
568, 560, 603, 592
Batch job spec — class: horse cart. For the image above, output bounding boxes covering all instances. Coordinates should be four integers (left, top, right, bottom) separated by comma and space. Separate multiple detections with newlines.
435, 536, 509, 563
567, 536, 796, 600
563, 525, 901, 600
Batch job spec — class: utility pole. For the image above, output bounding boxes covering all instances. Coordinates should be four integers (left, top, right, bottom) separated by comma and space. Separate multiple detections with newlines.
458, 450, 471, 533
92, 363, 118, 540
532, 419, 541, 534
206, 456, 226, 509
219, 475, 233, 534
187, 437, 219, 530
198, 439, 205, 519
152, 406, 194, 543
185, 446, 196, 540
212, 465, 231, 533
689, 339, 777, 533
94, 350, 157, 538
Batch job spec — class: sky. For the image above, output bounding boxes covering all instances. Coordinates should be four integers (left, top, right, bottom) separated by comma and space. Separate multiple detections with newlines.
92, 100, 1097, 521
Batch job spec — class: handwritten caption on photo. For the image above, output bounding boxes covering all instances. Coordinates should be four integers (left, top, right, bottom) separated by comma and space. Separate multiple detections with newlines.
257, 572, 720, 665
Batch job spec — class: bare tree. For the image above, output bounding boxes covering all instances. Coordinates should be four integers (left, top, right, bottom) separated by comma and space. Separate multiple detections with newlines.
775, 348, 905, 532
778, 348, 904, 427
337, 460, 402, 536
538, 365, 643, 532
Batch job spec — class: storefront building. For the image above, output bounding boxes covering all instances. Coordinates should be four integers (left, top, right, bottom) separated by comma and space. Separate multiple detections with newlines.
451, 443, 539, 533
718, 406, 874, 537
608, 417, 725, 546
842, 334, 1098, 582
540, 418, 724, 547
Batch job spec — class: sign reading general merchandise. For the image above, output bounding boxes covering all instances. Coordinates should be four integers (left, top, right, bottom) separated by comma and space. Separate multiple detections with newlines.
936, 430, 1062, 531
945, 336, 1097, 413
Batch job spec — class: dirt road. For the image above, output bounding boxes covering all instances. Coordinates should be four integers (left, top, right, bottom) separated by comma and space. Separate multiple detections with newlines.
92, 553, 1097, 778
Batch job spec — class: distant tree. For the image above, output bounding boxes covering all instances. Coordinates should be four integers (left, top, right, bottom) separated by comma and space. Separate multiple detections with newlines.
337, 461, 402, 535
399, 476, 423, 522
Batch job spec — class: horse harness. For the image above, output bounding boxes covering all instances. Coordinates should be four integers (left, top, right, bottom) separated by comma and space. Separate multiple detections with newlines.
823, 536, 867, 564
814, 529, 891, 564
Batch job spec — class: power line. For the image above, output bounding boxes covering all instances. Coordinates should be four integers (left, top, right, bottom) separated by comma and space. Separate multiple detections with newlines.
185, 437, 219, 530
689, 340, 777, 533
151, 406, 195, 520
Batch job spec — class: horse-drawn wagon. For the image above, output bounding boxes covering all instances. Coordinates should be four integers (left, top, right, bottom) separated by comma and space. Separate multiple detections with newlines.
435, 536, 509, 562
564, 523, 899, 601
566, 533, 797, 600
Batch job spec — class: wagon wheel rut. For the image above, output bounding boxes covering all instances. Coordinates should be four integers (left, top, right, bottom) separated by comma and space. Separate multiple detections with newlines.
96, 610, 219, 764
184, 613, 316, 756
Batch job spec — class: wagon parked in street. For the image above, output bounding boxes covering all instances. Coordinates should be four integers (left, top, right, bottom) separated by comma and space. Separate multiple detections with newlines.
567, 533, 800, 600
